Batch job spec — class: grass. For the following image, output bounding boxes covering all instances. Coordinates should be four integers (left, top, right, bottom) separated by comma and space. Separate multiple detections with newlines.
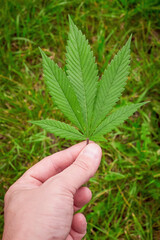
0, 0, 160, 239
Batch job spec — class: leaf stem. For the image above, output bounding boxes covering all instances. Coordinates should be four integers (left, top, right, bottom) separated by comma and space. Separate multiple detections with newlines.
86, 138, 89, 145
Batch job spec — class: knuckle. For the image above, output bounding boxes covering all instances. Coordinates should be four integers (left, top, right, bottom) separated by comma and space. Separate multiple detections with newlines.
74, 160, 89, 172
4, 190, 10, 202
74, 156, 94, 174
4, 184, 19, 203
4, 185, 13, 202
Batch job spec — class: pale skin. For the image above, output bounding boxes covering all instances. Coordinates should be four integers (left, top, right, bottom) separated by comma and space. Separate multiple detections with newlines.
2, 142, 102, 240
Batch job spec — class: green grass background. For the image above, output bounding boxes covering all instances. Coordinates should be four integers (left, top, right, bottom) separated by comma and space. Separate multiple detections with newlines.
0, 0, 160, 239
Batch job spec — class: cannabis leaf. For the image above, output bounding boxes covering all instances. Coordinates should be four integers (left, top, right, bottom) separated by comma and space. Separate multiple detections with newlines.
31, 17, 148, 143
38, 48, 84, 133
90, 35, 132, 132
30, 120, 84, 140
66, 16, 98, 136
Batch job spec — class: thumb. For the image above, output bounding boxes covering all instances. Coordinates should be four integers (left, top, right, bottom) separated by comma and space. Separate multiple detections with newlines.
57, 143, 102, 194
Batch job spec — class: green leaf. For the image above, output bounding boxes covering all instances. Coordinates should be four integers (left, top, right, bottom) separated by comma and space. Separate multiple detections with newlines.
92, 102, 147, 138
104, 172, 126, 182
90, 135, 107, 142
30, 120, 85, 140
32, 18, 148, 144
91, 35, 132, 133
66, 16, 98, 137
39, 48, 84, 133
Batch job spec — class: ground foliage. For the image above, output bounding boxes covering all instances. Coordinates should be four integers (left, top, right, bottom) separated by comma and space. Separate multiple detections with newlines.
0, 0, 160, 239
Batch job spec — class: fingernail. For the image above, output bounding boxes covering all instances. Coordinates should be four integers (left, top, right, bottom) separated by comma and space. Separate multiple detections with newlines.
82, 143, 101, 159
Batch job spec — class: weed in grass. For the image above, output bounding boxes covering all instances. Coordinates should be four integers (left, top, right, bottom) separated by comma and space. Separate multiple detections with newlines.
31, 18, 147, 144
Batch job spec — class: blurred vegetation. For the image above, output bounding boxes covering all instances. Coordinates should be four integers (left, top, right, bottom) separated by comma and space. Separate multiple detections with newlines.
0, 0, 160, 239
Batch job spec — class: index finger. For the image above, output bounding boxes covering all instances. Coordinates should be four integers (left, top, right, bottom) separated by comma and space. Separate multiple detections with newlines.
24, 141, 87, 183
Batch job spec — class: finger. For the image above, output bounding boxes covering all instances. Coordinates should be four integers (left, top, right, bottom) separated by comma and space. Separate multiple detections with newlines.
58, 143, 102, 194
70, 213, 87, 239
24, 141, 87, 183
74, 187, 92, 211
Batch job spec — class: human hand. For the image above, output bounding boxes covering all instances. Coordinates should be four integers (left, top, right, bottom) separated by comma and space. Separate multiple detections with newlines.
2, 142, 102, 240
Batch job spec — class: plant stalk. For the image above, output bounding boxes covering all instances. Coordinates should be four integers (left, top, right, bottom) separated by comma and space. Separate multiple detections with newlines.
86, 138, 89, 145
